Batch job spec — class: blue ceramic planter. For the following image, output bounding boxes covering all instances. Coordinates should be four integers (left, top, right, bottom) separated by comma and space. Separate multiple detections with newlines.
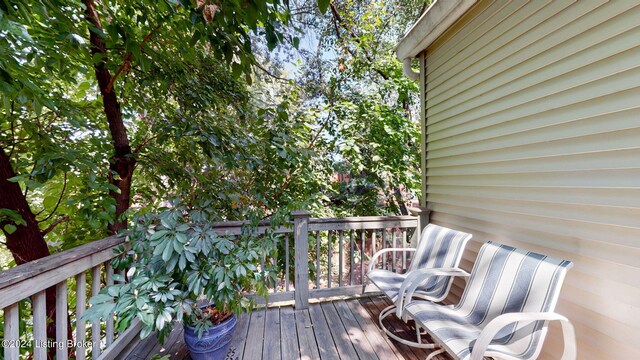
184, 314, 237, 360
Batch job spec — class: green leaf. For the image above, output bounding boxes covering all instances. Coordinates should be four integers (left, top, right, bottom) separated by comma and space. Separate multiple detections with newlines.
318, 0, 330, 14
3, 224, 17, 234
162, 241, 173, 261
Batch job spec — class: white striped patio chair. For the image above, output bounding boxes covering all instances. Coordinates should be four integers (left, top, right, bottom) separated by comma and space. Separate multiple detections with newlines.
401, 241, 576, 360
365, 224, 472, 346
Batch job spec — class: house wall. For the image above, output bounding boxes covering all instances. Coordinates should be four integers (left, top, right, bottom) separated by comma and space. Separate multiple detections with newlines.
422, 0, 640, 358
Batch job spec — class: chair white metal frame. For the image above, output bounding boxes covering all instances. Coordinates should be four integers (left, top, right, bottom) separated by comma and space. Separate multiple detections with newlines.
364, 224, 473, 348
399, 241, 577, 360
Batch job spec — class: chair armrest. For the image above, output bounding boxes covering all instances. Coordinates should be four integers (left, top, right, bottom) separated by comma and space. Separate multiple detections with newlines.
396, 267, 470, 317
368, 248, 417, 273
470, 312, 577, 360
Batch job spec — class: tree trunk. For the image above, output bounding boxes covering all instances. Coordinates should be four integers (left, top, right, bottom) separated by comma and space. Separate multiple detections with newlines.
0, 148, 51, 264
82, 0, 136, 235
393, 186, 408, 215
0, 146, 61, 359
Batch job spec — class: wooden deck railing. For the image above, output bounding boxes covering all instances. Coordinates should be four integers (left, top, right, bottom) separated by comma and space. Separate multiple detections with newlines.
0, 207, 429, 359
0, 235, 136, 360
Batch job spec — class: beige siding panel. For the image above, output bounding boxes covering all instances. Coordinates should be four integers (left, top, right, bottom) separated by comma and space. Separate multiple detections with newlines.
433, 209, 640, 268
427, 0, 579, 90
433, 214, 640, 287
428, 1, 640, 110
428, 185, 640, 209
428, 126, 640, 166
423, 1, 640, 357
429, 62, 640, 133
426, 0, 527, 73
429, 148, 640, 176
429, 168, 640, 188
429, 8, 640, 117
429, 50, 640, 129
429, 84, 640, 146
427, 193, 640, 231
543, 321, 640, 360
441, 224, 640, 307
555, 299, 640, 346
428, 202, 640, 249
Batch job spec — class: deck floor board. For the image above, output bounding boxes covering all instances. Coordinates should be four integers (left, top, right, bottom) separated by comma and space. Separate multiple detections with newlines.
243, 307, 266, 360
280, 306, 301, 360
263, 307, 282, 360
121, 295, 451, 360
308, 303, 340, 360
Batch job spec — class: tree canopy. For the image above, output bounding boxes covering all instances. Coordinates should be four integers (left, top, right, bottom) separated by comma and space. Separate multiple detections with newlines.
0, 0, 425, 265
0, 0, 427, 355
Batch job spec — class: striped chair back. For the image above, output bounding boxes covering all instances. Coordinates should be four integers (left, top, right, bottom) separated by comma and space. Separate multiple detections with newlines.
456, 242, 573, 358
408, 224, 472, 299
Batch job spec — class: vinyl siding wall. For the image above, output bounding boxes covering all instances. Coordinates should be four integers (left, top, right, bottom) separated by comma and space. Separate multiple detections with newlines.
421, 0, 640, 358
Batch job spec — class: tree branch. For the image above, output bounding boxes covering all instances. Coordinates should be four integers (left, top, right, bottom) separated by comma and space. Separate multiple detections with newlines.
40, 214, 70, 236
268, 111, 332, 205
106, 23, 163, 93
308, 113, 332, 150
37, 172, 67, 222
329, 3, 389, 80
253, 61, 290, 81
83, 0, 136, 235
133, 134, 159, 154
23, 160, 38, 198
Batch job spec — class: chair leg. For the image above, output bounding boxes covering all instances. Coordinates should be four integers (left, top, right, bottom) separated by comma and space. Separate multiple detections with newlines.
425, 348, 446, 360
378, 304, 437, 349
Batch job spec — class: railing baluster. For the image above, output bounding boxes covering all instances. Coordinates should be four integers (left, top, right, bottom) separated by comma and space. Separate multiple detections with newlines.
91, 265, 101, 359
338, 230, 343, 287
56, 280, 68, 360
327, 231, 332, 289
382, 229, 387, 270
392, 230, 397, 272
360, 230, 365, 285
272, 255, 278, 293
350, 230, 355, 285
4, 303, 19, 360
371, 230, 376, 260
285, 233, 290, 292
315, 230, 320, 289
105, 263, 114, 346
402, 230, 408, 270
33, 290, 47, 360
76, 272, 87, 360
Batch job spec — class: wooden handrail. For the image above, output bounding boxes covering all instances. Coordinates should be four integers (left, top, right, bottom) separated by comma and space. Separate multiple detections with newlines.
308, 215, 417, 231
209, 215, 417, 234
0, 235, 125, 309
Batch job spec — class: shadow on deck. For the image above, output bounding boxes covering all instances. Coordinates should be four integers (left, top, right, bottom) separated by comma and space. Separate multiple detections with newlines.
118, 295, 449, 360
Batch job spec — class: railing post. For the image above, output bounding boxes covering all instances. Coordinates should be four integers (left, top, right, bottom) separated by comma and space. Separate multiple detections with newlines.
408, 206, 430, 248
292, 210, 310, 309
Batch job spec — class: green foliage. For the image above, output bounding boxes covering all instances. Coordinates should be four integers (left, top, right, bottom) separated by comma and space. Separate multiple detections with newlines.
0, 0, 301, 251
318, 0, 331, 14
292, 0, 424, 216
1, 0, 424, 350
84, 200, 278, 343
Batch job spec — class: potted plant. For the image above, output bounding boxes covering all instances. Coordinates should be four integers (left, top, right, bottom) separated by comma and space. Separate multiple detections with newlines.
85, 203, 277, 360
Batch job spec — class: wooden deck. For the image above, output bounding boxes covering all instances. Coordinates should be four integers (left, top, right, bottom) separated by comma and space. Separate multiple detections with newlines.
119, 295, 449, 360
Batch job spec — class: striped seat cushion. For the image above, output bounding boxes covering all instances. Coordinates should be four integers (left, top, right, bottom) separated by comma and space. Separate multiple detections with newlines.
405, 242, 573, 360
367, 224, 472, 303
366, 270, 408, 302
